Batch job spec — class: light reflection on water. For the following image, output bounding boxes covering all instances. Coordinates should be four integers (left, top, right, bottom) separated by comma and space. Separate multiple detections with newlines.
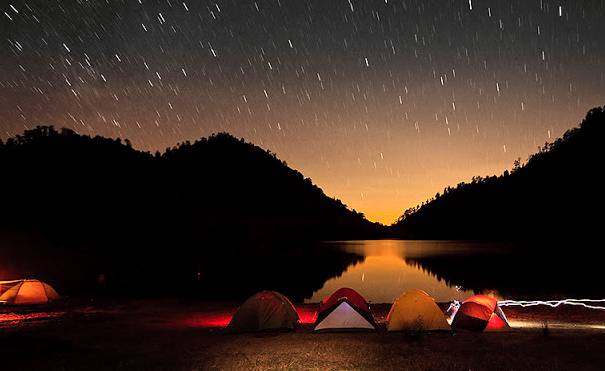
307, 240, 503, 303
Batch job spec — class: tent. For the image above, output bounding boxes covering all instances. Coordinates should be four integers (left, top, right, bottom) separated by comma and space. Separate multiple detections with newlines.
386, 289, 450, 331
226, 291, 299, 333
319, 287, 370, 314
0, 279, 59, 305
0, 280, 22, 296
314, 288, 376, 331
451, 294, 510, 331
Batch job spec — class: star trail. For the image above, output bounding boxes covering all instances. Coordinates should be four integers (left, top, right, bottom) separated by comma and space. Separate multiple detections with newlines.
1, 0, 604, 223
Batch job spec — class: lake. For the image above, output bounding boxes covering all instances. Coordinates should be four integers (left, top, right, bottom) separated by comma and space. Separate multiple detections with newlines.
2, 238, 603, 302
307, 240, 495, 303
306, 240, 604, 303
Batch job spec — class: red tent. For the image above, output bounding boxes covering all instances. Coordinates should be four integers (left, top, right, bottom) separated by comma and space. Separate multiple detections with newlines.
451, 294, 510, 331
314, 288, 376, 331
319, 287, 370, 313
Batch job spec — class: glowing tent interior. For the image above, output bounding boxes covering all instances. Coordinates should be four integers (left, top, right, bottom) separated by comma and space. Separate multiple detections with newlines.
226, 290, 299, 333
314, 288, 376, 331
386, 289, 450, 331
451, 294, 510, 331
0, 279, 60, 305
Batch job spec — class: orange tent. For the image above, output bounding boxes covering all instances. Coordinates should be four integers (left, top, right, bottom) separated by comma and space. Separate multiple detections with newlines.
0, 280, 21, 296
0, 279, 59, 305
451, 294, 510, 331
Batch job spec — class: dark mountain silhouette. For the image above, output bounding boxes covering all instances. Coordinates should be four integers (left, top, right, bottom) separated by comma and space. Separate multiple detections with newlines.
392, 106, 605, 241
0, 126, 381, 243
0, 127, 378, 297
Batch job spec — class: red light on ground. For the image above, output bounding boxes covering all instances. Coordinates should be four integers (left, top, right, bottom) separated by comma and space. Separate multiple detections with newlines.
0, 312, 65, 327
196, 313, 233, 328
177, 313, 233, 329
296, 305, 317, 324
181, 305, 317, 329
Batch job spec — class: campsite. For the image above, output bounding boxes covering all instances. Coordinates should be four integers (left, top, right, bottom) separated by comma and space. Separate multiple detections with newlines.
2, 0, 605, 368
2, 295, 605, 370
2, 240, 605, 370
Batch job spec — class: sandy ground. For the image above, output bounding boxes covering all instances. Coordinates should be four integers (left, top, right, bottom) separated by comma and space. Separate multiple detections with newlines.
1, 300, 605, 370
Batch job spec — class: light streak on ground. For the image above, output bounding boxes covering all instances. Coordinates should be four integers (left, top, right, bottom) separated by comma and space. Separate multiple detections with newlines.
507, 320, 605, 330
499, 299, 605, 310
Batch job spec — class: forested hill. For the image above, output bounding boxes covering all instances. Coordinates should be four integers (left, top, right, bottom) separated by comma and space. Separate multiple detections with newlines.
0, 126, 382, 246
392, 106, 605, 241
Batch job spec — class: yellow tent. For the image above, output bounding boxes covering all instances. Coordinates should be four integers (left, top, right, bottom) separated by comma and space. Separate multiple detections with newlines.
0, 279, 59, 305
386, 289, 450, 331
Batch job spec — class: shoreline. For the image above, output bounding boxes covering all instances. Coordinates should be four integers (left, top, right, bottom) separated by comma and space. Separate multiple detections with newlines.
3, 298, 605, 331
2, 299, 605, 370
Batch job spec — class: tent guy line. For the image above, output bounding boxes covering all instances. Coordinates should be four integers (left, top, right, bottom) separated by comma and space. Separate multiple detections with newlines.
499, 299, 605, 310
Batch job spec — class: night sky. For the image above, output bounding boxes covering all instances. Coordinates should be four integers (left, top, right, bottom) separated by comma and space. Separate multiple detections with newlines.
1, 0, 604, 223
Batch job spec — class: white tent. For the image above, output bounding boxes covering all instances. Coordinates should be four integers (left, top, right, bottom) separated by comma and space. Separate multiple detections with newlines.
314, 300, 376, 331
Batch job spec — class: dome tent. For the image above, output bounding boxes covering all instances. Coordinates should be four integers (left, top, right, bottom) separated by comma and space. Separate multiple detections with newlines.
314, 288, 376, 331
0, 279, 59, 305
318, 287, 370, 314
0, 280, 21, 296
227, 291, 299, 333
451, 294, 510, 331
386, 289, 450, 331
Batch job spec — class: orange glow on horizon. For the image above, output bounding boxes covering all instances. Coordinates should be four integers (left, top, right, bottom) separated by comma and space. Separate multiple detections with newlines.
314, 160, 521, 225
